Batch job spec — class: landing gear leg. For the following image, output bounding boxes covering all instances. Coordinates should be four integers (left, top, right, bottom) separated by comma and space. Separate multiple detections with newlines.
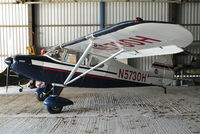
158, 85, 167, 94
163, 87, 167, 94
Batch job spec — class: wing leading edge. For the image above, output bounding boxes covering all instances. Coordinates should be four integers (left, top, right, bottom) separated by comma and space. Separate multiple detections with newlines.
61, 20, 193, 59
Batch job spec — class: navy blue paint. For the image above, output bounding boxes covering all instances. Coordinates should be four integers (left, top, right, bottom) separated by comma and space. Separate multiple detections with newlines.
61, 36, 87, 47
35, 85, 53, 95
100, 2, 105, 29
4, 57, 13, 66
61, 20, 171, 48
35, 88, 44, 95
13, 55, 116, 75
12, 55, 151, 88
44, 96, 73, 108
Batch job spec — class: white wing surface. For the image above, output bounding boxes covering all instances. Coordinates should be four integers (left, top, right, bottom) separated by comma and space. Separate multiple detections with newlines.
61, 20, 193, 59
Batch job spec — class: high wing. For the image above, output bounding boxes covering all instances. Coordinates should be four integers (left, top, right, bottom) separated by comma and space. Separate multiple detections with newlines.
59, 20, 193, 86
61, 20, 193, 59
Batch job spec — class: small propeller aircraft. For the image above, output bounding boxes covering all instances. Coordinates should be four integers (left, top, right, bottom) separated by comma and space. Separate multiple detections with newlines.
4, 18, 193, 114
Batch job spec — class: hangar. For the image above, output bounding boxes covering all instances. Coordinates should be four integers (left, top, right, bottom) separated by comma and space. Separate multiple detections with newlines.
0, 0, 200, 133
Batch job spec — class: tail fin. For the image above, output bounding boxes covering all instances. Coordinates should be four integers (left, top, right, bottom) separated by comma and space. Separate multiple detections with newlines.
149, 55, 174, 85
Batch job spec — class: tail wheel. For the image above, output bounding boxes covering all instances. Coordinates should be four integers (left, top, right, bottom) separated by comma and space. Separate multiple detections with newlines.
19, 88, 23, 92
46, 106, 63, 114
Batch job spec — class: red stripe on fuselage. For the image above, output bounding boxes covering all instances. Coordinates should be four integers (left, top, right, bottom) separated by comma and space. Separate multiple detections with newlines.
42, 67, 115, 80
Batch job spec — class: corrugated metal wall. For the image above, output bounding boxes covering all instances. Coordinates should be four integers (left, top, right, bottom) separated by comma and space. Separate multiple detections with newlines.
0, 1, 199, 72
180, 2, 200, 42
0, 4, 29, 72
34, 2, 99, 48
0, 0, 15, 2
174, 2, 200, 66
106, 2, 169, 23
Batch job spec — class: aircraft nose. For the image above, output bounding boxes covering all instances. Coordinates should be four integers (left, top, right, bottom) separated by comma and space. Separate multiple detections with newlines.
4, 57, 13, 66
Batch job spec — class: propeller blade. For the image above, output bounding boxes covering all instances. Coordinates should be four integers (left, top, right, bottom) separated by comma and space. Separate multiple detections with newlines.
6, 66, 10, 92
4, 57, 13, 93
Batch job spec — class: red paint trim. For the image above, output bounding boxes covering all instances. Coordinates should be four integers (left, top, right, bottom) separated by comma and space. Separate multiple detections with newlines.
42, 67, 115, 80
43, 67, 70, 73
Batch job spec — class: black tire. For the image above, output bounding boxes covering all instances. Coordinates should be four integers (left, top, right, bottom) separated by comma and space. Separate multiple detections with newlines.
36, 92, 46, 101
46, 106, 63, 114
19, 88, 23, 92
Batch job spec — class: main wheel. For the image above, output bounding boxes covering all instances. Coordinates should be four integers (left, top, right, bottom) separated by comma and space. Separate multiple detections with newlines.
46, 106, 63, 114
36, 92, 47, 101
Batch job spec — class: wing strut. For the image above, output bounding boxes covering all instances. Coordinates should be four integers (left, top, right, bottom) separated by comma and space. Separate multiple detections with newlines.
64, 38, 94, 85
63, 37, 124, 86
65, 49, 124, 86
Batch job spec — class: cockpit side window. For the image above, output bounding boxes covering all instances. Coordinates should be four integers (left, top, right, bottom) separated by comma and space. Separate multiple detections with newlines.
46, 46, 78, 64
90, 57, 104, 68
46, 46, 104, 68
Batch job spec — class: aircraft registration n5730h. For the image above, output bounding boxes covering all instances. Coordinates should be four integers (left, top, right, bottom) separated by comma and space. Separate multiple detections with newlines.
4, 18, 193, 114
